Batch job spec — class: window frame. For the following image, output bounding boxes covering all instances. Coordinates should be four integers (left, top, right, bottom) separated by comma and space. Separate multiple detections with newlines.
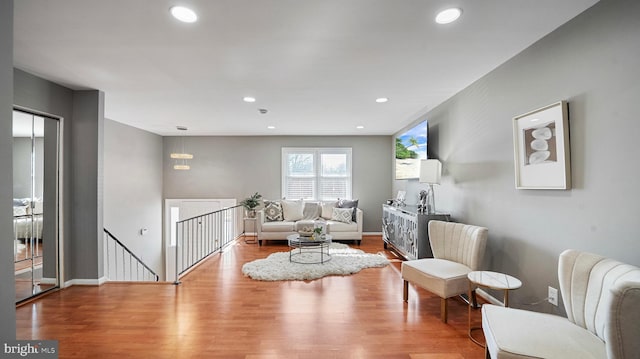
281, 147, 353, 201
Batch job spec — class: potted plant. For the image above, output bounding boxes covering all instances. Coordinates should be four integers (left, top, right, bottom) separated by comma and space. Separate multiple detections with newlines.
240, 192, 262, 218
312, 226, 323, 241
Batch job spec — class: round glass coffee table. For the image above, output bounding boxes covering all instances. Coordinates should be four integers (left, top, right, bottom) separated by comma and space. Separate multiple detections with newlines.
287, 233, 333, 264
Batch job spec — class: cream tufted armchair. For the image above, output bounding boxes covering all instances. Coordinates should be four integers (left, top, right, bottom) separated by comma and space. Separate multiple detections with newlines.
482, 249, 640, 359
401, 220, 488, 323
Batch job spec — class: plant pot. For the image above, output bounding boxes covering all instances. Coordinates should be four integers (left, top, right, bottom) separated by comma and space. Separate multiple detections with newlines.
246, 209, 256, 218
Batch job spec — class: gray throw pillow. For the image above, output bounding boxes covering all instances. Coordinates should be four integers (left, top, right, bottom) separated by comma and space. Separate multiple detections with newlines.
263, 200, 283, 222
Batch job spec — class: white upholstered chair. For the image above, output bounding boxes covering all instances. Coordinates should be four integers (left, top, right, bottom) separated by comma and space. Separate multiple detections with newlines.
482, 249, 640, 359
401, 220, 488, 323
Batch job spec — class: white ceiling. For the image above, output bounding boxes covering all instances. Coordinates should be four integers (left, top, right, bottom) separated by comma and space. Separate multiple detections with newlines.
13, 0, 598, 136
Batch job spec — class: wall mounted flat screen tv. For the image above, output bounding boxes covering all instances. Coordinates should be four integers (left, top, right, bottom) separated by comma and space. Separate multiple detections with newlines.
395, 120, 428, 180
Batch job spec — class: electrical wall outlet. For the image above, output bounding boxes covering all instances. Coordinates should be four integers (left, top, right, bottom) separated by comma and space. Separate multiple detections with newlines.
548, 286, 558, 306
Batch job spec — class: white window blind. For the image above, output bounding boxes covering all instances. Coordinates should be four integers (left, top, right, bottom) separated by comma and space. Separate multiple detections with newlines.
282, 148, 352, 201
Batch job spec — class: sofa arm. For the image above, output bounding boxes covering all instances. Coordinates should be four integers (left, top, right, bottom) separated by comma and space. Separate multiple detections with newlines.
256, 209, 265, 235
356, 208, 363, 234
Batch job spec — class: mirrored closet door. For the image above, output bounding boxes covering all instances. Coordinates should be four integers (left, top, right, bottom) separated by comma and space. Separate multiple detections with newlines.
13, 109, 60, 303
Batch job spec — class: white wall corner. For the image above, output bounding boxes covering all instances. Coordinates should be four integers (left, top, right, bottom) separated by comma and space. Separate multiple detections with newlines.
476, 288, 503, 306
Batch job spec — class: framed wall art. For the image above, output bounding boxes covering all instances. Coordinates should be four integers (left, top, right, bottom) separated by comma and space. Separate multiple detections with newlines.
395, 120, 428, 180
513, 101, 571, 189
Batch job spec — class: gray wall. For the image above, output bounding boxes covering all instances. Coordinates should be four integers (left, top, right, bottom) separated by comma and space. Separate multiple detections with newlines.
14, 70, 105, 282
394, 0, 640, 314
0, 0, 15, 341
164, 136, 392, 233
70, 90, 105, 280
104, 119, 163, 277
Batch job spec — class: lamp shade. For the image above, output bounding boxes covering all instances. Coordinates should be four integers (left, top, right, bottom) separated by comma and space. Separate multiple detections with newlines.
419, 159, 442, 184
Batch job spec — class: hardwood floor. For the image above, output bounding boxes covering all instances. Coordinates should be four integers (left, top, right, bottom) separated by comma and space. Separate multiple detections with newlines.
16, 235, 485, 358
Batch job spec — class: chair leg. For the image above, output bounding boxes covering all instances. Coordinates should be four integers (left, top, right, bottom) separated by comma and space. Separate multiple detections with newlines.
441, 297, 448, 323
485, 344, 490, 359
403, 280, 409, 302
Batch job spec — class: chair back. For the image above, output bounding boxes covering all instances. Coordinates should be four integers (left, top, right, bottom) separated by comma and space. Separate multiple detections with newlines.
428, 220, 488, 271
559, 249, 640, 359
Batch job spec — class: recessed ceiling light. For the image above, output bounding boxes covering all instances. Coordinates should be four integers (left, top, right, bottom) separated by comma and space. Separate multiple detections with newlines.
356, 125, 364, 129
243, 96, 256, 103
375, 97, 389, 103
170, 6, 198, 23
267, 126, 276, 130
435, 8, 462, 24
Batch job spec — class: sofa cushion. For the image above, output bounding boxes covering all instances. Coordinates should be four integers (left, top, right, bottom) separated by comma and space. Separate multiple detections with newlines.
261, 221, 295, 232
326, 220, 357, 232
264, 201, 283, 222
320, 201, 337, 220
331, 207, 353, 224
482, 304, 606, 359
281, 199, 304, 221
338, 198, 359, 222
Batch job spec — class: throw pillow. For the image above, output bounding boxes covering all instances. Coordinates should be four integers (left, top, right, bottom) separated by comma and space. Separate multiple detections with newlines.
320, 201, 338, 220
263, 201, 283, 222
338, 198, 359, 222
302, 201, 321, 220
281, 199, 304, 221
332, 207, 353, 224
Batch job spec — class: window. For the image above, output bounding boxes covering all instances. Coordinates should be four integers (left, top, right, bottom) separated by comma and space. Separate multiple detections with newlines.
282, 148, 352, 200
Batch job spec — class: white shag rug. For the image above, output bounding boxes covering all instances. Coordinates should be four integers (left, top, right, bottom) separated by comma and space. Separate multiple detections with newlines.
242, 243, 389, 281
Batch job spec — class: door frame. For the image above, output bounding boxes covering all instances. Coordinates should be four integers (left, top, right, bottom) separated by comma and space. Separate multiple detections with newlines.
13, 105, 65, 294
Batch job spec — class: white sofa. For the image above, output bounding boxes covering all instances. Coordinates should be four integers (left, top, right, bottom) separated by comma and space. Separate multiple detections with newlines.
255, 200, 363, 246
482, 249, 640, 359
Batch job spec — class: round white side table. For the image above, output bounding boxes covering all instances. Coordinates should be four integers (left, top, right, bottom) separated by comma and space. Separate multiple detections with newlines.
467, 271, 522, 346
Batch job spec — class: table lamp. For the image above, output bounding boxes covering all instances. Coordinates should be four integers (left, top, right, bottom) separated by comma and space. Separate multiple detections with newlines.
419, 159, 442, 214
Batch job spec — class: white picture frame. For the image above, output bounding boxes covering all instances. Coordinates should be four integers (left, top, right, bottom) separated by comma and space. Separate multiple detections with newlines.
513, 101, 571, 189
395, 190, 406, 203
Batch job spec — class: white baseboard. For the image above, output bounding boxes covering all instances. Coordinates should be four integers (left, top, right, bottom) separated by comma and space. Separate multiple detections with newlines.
40, 277, 57, 285
64, 276, 107, 287
477, 288, 503, 306
363, 231, 382, 235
